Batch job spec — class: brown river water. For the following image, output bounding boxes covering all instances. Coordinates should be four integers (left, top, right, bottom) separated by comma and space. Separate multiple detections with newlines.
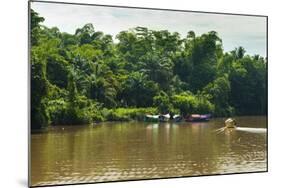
30, 116, 267, 186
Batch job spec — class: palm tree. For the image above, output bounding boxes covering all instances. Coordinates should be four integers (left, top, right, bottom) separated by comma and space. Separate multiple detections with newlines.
89, 63, 117, 107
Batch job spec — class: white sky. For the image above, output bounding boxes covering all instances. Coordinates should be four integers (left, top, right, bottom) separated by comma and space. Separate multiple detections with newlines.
31, 2, 267, 57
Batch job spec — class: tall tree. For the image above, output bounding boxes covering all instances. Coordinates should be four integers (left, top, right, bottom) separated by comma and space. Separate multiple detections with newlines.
30, 9, 45, 46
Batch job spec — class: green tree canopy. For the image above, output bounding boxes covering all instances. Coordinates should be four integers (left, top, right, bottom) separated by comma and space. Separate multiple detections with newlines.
30, 9, 267, 129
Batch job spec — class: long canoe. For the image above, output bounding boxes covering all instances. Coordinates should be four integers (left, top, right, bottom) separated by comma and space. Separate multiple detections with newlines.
185, 114, 211, 122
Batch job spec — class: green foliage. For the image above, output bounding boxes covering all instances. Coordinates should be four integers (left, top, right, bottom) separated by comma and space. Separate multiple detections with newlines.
172, 92, 191, 115
30, 9, 45, 45
105, 107, 157, 121
47, 98, 104, 125
75, 23, 95, 45
140, 53, 174, 90
229, 55, 267, 115
186, 31, 222, 92
120, 72, 158, 107
195, 94, 215, 114
203, 74, 233, 116
31, 49, 49, 129
46, 54, 69, 88
153, 91, 172, 114
30, 9, 267, 129
231, 46, 246, 60
172, 92, 214, 115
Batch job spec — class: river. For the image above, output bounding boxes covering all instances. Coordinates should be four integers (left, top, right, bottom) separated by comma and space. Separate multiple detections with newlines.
30, 116, 267, 186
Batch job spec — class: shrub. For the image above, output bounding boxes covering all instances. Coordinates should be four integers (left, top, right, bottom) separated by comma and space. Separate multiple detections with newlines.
47, 97, 104, 125
105, 107, 157, 121
153, 91, 172, 114
172, 92, 214, 115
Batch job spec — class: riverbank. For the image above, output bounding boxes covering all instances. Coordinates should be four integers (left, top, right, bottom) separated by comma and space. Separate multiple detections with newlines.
33, 106, 267, 131
45, 107, 159, 127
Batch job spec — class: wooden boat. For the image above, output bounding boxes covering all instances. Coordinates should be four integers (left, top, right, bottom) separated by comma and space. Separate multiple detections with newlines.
159, 114, 170, 122
185, 114, 211, 122
173, 114, 182, 122
144, 114, 159, 122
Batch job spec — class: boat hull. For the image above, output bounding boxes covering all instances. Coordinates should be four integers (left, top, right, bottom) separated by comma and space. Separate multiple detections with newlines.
185, 118, 210, 122
185, 114, 211, 122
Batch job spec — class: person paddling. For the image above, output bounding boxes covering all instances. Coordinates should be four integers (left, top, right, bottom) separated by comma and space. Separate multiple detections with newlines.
224, 118, 237, 128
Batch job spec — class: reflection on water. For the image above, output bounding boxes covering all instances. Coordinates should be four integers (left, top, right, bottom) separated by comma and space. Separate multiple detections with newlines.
31, 116, 267, 186
236, 127, 267, 133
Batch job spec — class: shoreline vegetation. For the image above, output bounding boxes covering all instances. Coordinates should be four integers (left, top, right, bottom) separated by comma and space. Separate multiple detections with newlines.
31, 9, 267, 130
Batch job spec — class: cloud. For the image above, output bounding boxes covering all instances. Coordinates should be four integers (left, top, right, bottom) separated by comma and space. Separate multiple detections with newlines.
31, 2, 266, 56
